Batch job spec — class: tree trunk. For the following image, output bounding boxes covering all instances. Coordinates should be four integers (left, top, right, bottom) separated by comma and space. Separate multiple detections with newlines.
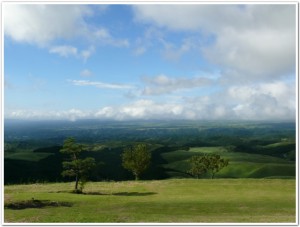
75, 175, 79, 190
211, 172, 215, 179
135, 174, 139, 181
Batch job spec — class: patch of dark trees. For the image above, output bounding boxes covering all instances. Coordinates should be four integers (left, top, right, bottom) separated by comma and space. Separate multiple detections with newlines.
4, 121, 296, 184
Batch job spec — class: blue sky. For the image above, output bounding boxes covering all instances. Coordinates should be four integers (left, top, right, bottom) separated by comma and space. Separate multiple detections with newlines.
3, 4, 296, 121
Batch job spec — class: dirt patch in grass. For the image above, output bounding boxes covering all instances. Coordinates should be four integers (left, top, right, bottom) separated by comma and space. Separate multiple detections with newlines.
5, 199, 73, 210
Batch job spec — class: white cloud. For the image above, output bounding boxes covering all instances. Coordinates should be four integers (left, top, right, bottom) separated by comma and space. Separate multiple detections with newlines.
49, 45, 78, 57
133, 5, 211, 31
5, 79, 295, 121
228, 81, 295, 113
6, 109, 91, 122
48, 45, 95, 62
162, 38, 196, 61
141, 74, 212, 95
4, 4, 92, 46
94, 99, 186, 120
96, 81, 294, 121
91, 27, 130, 47
94, 28, 110, 39
132, 27, 165, 56
133, 5, 295, 34
204, 27, 295, 80
3, 4, 129, 62
133, 5, 250, 32
48, 45, 96, 62
133, 4, 296, 81
70, 80, 134, 90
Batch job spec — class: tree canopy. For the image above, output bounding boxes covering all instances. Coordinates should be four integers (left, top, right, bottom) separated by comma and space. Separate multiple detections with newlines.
188, 154, 229, 179
121, 144, 151, 180
60, 137, 96, 193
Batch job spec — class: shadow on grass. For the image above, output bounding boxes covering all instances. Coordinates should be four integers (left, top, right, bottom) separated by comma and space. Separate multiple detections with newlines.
82, 192, 106, 195
112, 192, 157, 196
5, 199, 73, 210
82, 191, 157, 196
50, 190, 157, 196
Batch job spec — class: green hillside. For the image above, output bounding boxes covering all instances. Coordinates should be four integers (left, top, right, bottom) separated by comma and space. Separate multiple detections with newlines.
161, 147, 295, 179
4, 121, 296, 183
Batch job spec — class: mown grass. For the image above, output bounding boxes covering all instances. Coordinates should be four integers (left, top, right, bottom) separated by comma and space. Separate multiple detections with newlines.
4, 179, 295, 223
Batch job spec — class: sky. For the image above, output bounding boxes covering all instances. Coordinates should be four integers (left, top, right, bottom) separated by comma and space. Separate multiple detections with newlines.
3, 3, 297, 121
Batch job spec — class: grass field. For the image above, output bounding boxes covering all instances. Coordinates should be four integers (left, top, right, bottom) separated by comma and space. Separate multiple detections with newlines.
4, 179, 296, 223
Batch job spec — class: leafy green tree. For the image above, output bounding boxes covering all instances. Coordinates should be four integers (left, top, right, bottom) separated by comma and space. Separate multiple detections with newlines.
188, 155, 209, 179
60, 137, 96, 193
206, 154, 229, 179
188, 154, 229, 179
121, 144, 151, 181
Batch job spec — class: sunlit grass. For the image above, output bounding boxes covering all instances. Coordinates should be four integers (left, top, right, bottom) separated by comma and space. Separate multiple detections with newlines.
4, 179, 295, 223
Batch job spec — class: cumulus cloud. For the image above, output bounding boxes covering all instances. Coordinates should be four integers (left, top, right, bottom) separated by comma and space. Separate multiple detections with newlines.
3, 4, 92, 46
4, 4, 129, 62
141, 74, 212, 95
133, 5, 224, 31
204, 27, 295, 80
227, 81, 295, 114
133, 4, 296, 81
70, 80, 134, 90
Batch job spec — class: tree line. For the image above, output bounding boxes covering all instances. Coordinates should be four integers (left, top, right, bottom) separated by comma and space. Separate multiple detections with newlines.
60, 137, 229, 193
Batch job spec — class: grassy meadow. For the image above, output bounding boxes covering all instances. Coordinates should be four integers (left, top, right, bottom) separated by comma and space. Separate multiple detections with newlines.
4, 179, 296, 223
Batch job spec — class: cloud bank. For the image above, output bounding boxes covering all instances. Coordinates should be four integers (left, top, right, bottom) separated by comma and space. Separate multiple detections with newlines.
6, 79, 295, 121
133, 4, 295, 81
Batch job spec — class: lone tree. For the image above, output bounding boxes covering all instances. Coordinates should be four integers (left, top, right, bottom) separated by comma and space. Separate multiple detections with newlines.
188, 154, 229, 179
60, 137, 96, 193
188, 155, 210, 179
121, 144, 151, 181
206, 154, 229, 179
